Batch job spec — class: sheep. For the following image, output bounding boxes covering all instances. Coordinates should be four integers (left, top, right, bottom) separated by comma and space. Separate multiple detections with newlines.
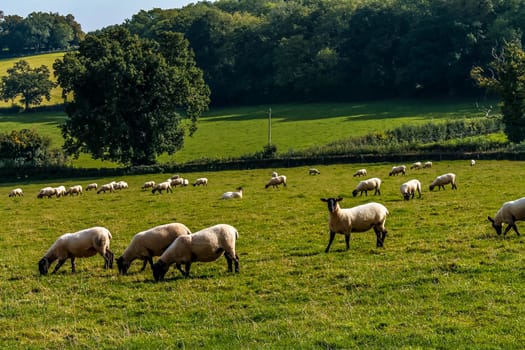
169, 177, 185, 187
38, 226, 114, 275
152, 181, 173, 194
170, 174, 180, 180
97, 183, 115, 194
86, 183, 98, 191
114, 181, 128, 190
410, 162, 422, 170
193, 178, 208, 187
429, 173, 457, 191
423, 161, 433, 169
65, 185, 83, 196
37, 187, 57, 199
8, 188, 23, 197
488, 197, 525, 236
320, 197, 389, 252
389, 165, 406, 176
265, 175, 287, 189
141, 181, 156, 190
309, 168, 321, 175
352, 177, 381, 197
54, 185, 66, 198
271, 171, 278, 178
353, 169, 367, 177
400, 179, 422, 200
470, 159, 476, 167
182, 179, 189, 186
151, 224, 239, 281
221, 187, 243, 199
117, 223, 192, 275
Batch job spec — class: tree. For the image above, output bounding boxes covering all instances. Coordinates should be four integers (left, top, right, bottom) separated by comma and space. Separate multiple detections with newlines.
53, 27, 210, 166
0, 60, 55, 110
471, 41, 525, 143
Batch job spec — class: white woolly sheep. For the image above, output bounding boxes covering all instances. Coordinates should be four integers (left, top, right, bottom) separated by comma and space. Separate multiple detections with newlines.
193, 178, 208, 187
309, 168, 321, 175
117, 223, 192, 274
353, 169, 367, 177
400, 179, 422, 200
182, 179, 189, 186
38, 226, 114, 275
221, 187, 243, 199
152, 181, 173, 194
320, 197, 389, 252
171, 174, 180, 180
97, 183, 115, 194
8, 188, 23, 197
37, 187, 57, 199
65, 185, 83, 196
169, 177, 185, 187
54, 186, 66, 198
488, 197, 525, 236
389, 165, 406, 176
152, 224, 239, 281
265, 175, 287, 189
410, 162, 422, 170
352, 177, 381, 197
271, 171, 278, 178
114, 181, 129, 190
86, 183, 98, 191
470, 159, 476, 166
141, 181, 156, 190
429, 173, 457, 191
423, 161, 433, 169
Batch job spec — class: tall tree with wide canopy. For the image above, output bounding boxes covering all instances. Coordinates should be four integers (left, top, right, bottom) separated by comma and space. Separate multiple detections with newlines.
54, 27, 210, 166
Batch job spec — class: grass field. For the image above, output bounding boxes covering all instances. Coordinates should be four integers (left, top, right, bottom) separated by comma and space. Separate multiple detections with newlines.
1, 160, 525, 348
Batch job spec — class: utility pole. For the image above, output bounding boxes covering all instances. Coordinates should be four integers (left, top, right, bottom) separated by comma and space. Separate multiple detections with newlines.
268, 107, 272, 146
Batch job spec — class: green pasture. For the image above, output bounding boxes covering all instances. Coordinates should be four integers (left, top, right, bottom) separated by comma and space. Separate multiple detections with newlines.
1, 160, 525, 348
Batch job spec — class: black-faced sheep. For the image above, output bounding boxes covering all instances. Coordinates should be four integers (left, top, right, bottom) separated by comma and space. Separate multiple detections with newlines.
321, 197, 389, 252
97, 183, 114, 194
86, 183, 98, 191
9, 188, 23, 197
169, 177, 185, 187
117, 223, 192, 274
265, 175, 287, 189
54, 186, 66, 198
389, 165, 406, 176
38, 226, 114, 275
352, 177, 381, 197
37, 187, 57, 199
400, 179, 422, 200
221, 187, 243, 199
65, 185, 83, 196
152, 181, 173, 194
429, 173, 457, 191
410, 162, 422, 170
193, 178, 208, 187
488, 197, 525, 236
309, 168, 321, 175
141, 181, 156, 190
353, 169, 367, 177
271, 171, 278, 178
423, 161, 433, 169
152, 224, 239, 281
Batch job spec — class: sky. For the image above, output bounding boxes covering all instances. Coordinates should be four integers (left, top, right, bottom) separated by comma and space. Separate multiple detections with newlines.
2, 0, 204, 32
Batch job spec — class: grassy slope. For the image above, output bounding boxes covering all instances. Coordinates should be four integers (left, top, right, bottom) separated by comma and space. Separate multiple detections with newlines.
0, 160, 524, 348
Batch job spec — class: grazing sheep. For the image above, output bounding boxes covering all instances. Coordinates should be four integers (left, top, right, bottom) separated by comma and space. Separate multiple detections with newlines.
141, 181, 156, 190
171, 174, 180, 180
8, 188, 23, 197
271, 171, 278, 178
423, 161, 433, 169
410, 162, 422, 170
353, 169, 367, 177
352, 177, 381, 197
309, 168, 321, 175
38, 226, 114, 275
193, 178, 208, 187
97, 183, 115, 194
400, 179, 422, 200
152, 224, 239, 281
152, 181, 173, 194
488, 197, 525, 236
114, 181, 129, 190
265, 175, 287, 189
117, 223, 192, 274
65, 185, 83, 196
37, 187, 57, 199
320, 197, 389, 252
470, 159, 476, 167
54, 186, 67, 198
169, 177, 185, 187
182, 179, 189, 186
429, 173, 457, 191
86, 183, 98, 191
389, 165, 406, 176
221, 187, 243, 199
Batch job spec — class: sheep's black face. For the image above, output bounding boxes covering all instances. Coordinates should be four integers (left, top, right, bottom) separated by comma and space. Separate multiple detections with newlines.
321, 197, 343, 213
116, 257, 129, 275
488, 216, 502, 235
403, 193, 411, 201
38, 258, 49, 275
152, 260, 169, 281
352, 190, 358, 197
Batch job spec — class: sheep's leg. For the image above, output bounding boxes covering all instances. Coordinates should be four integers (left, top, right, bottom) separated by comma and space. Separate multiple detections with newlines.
325, 231, 336, 253
234, 254, 240, 273
512, 224, 521, 236
143, 257, 154, 271
104, 249, 114, 269
70, 257, 76, 273
345, 234, 350, 250
175, 263, 186, 276
225, 254, 233, 272
52, 259, 67, 274
184, 263, 191, 277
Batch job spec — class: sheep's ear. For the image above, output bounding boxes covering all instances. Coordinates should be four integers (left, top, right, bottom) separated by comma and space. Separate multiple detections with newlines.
487, 216, 494, 223
320, 198, 328, 202
336, 197, 343, 202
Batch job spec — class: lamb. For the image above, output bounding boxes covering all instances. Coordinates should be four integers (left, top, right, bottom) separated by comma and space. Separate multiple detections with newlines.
152, 181, 173, 194
86, 183, 98, 191
141, 181, 156, 190
429, 173, 457, 191
37, 187, 57, 199
488, 197, 525, 236
265, 175, 287, 189
410, 162, 422, 170
400, 179, 422, 200
221, 187, 243, 199
65, 185, 83, 196
193, 178, 208, 187
8, 188, 23, 197
320, 197, 389, 252
470, 159, 476, 167
54, 185, 67, 198
97, 183, 115, 194
117, 223, 192, 274
309, 168, 321, 175
423, 161, 433, 169
38, 226, 114, 275
352, 177, 381, 197
151, 224, 239, 281
353, 169, 367, 177
389, 165, 406, 176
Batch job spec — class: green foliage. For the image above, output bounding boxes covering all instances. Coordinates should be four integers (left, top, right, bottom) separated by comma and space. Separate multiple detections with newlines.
0, 128, 66, 166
